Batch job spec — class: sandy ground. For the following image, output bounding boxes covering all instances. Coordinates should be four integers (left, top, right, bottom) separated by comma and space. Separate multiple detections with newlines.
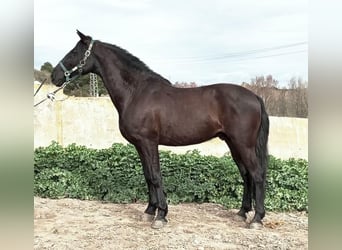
34, 197, 308, 250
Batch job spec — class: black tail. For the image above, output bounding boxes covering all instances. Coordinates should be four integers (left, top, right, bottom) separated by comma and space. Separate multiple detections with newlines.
255, 96, 269, 181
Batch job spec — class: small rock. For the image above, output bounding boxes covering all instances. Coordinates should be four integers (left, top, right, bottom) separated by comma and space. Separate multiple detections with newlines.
193, 238, 200, 245
213, 234, 222, 240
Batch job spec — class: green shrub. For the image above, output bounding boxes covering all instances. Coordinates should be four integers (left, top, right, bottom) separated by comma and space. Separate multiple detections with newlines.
34, 142, 308, 211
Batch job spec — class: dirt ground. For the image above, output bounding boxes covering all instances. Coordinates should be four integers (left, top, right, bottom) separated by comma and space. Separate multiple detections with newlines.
34, 197, 308, 250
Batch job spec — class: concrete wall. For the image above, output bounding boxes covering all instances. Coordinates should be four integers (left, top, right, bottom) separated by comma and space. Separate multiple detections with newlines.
34, 83, 308, 159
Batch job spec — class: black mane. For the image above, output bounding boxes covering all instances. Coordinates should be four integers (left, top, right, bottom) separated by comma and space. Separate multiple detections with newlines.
102, 42, 171, 84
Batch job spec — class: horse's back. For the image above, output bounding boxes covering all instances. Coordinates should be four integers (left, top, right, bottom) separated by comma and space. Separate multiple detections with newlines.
182, 83, 261, 118
211, 83, 261, 112
186, 83, 262, 143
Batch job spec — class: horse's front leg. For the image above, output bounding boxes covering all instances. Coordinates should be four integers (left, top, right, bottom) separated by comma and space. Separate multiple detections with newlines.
135, 141, 168, 229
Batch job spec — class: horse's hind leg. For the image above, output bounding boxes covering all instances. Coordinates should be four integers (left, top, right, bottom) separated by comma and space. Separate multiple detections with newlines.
225, 137, 265, 229
236, 166, 253, 220
238, 145, 266, 229
224, 138, 253, 221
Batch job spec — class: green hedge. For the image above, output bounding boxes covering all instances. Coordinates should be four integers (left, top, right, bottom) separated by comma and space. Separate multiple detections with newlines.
34, 142, 308, 212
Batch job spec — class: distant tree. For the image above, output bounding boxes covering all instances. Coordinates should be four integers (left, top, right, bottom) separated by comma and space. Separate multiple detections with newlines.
34, 69, 51, 83
40, 62, 54, 73
242, 75, 308, 118
63, 73, 108, 97
288, 77, 308, 118
277, 88, 287, 117
243, 75, 278, 112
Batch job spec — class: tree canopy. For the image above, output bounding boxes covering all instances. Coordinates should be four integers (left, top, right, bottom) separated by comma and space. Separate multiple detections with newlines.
40, 62, 53, 73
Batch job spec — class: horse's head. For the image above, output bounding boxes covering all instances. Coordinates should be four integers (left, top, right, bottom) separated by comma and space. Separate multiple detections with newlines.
51, 30, 95, 86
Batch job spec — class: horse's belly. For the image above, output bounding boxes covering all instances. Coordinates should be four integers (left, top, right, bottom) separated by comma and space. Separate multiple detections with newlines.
159, 136, 214, 146
159, 122, 219, 146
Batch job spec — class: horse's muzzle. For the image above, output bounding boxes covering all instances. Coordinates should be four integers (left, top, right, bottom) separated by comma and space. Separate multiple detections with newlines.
50, 69, 64, 87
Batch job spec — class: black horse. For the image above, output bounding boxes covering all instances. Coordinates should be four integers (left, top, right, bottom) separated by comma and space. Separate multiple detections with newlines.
51, 30, 269, 229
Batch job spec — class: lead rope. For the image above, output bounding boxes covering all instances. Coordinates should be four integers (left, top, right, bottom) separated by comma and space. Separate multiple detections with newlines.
34, 78, 47, 97
34, 80, 69, 107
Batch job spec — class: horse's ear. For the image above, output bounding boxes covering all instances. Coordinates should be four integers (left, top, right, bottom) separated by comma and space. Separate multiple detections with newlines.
76, 29, 91, 44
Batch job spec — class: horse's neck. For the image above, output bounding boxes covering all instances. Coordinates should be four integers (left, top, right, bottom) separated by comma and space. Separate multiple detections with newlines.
93, 48, 135, 114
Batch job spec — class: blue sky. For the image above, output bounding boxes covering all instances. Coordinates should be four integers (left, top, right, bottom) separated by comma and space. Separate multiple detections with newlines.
34, 0, 308, 87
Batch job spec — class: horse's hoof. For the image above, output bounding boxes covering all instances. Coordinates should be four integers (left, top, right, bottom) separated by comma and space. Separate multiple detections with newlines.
141, 213, 155, 222
151, 219, 167, 229
233, 214, 246, 222
249, 222, 264, 229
